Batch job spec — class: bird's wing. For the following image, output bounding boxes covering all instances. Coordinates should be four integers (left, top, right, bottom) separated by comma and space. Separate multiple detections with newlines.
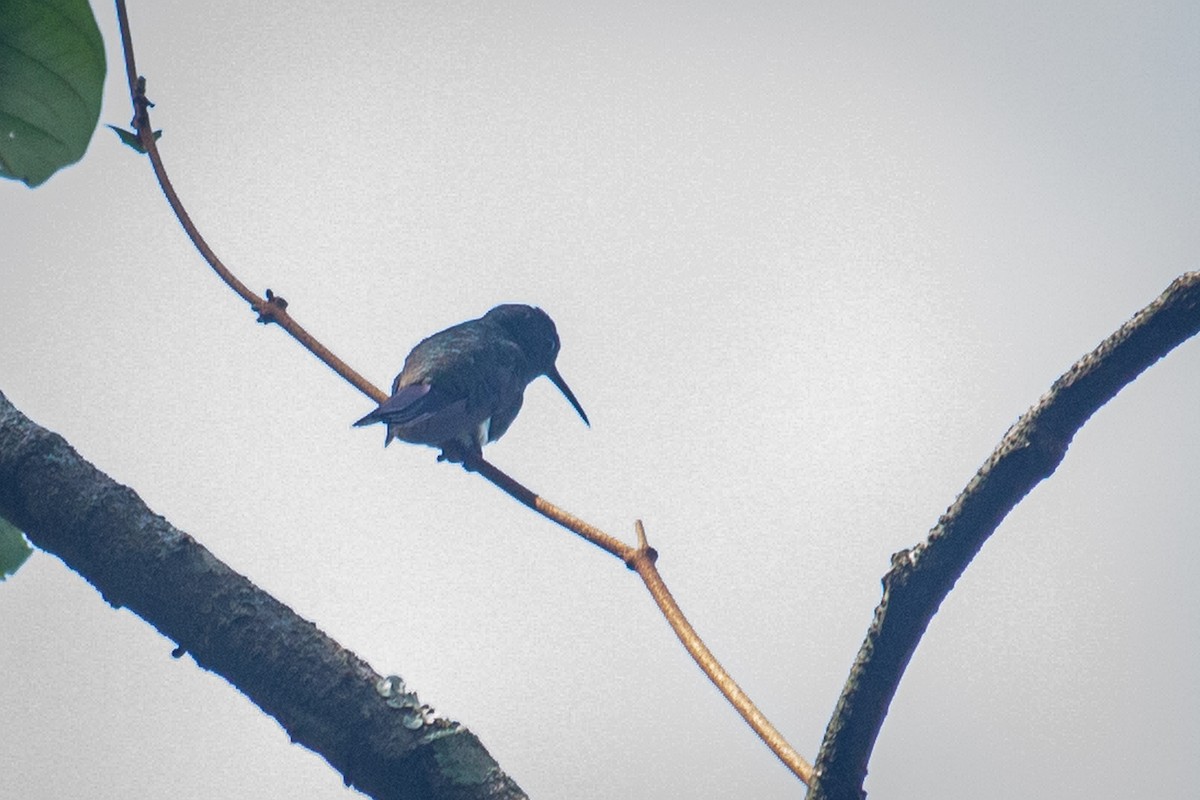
354, 381, 480, 446
354, 383, 442, 426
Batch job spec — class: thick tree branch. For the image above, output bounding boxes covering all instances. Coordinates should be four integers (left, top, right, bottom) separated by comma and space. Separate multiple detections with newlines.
0, 390, 525, 800
807, 272, 1200, 800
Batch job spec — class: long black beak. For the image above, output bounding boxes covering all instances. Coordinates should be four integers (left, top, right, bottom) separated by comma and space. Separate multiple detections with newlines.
546, 365, 590, 427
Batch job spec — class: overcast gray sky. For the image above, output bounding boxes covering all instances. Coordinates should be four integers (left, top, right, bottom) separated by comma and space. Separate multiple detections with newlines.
3, 2, 1199, 798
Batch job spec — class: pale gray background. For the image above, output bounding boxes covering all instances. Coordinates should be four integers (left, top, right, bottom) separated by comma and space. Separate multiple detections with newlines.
2, 2, 1199, 798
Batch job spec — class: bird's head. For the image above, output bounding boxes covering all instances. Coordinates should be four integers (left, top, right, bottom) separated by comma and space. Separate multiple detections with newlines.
484, 304, 589, 427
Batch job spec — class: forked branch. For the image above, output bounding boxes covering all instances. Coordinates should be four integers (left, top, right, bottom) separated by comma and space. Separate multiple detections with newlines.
807, 272, 1200, 800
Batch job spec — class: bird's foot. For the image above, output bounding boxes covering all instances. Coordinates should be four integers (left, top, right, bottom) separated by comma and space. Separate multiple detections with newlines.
437, 442, 483, 471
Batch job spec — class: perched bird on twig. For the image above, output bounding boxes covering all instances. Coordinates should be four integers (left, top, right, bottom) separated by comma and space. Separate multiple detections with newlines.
354, 304, 589, 463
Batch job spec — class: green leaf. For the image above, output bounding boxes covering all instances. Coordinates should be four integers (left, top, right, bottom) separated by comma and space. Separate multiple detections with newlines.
106, 124, 162, 154
0, 516, 33, 580
0, 0, 107, 187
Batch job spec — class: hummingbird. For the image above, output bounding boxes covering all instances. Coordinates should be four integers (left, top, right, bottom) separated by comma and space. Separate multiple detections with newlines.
353, 304, 589, 463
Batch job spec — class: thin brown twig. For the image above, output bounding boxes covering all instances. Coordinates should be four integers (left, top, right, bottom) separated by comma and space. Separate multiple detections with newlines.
114, 0, 384, 405
628, 522, 815, 784
470, 458, 817, 781
112, 0, 812, 785
469, 460, 813, 780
